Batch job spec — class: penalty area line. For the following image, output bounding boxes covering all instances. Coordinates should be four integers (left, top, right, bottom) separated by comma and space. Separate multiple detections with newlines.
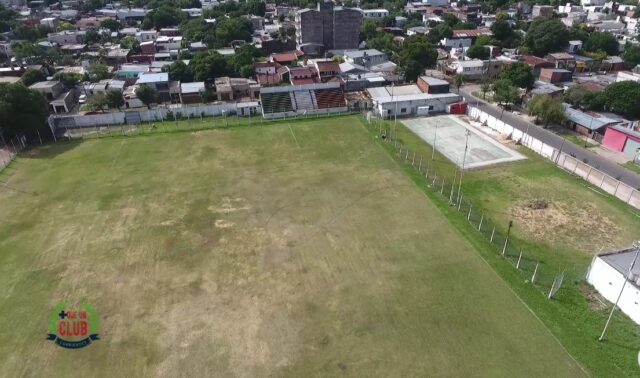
287, 124, 300, 148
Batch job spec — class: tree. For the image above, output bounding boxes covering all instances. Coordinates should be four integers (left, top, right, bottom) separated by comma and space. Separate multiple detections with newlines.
100, 18, 121, 32
165, 60, 193, 82
214, 17, 252, 48
88, 64, 110, 82
105, 89, 125, 110
491, 13, 518, 47
135, 85, 157, 109
20, 69, 45, 87
191, 51, 231, 81
143, 5, 186, 30
54, 72, 83, 88
453, 21, 476, 30
398, 36, 437, 82
583, 31, 618, 55
58, 22, 74, 31
501, 62, 534, 89
563, 86, 589, 106
362, 19, 382, 40
480, 77, 492, 100
119, 36, 140, 53
528, 95, 566, 127
466, 44, 489, 59
584, 31, 618, 56
0, 83, 49, 139
523, 18, 569, 57
86, 93, 107, 112
597, 81, 640, 118
453, 74, 464, 92
0, 4, 17, 33
623, 45, 640, 69
85, 29, 101, 44
492, 79, 520, 105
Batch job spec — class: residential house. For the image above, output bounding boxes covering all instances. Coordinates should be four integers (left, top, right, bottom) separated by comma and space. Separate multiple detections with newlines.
180, 82, 205, 104
519, 55, 554, 77
564, 106, 620, 137
539, 68, 573, 83
214, 77, 260, 101
29, 80, 74, 114
136, 72, 170, 102
343, 49, 388, 68
546, 52, 576, 71
417, 76, 450, 94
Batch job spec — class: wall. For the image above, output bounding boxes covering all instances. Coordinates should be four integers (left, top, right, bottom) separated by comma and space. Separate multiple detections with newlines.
587, 257, 640, 325
52, 102, 260, 128
602, 127, 628, 152
469, 106, 640, 211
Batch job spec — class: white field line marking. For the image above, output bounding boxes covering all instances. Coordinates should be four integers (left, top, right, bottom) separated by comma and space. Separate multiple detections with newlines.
111, 140, 126, 168
287, 123, 300, 148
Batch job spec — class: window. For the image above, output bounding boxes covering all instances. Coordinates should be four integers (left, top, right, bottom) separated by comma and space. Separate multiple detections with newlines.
400, 108, 406, 113
428, 106, 434, 111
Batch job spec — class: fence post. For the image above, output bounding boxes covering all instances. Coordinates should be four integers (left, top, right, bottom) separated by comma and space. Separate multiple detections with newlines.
440, 178, 444, 194
531, 262, 539, 283
411, 151, 416, 166
418, 155, 423, 172
405, 149, 409, 161
516, 250, 523, 269
467, 204, 472, 221
457, 196, 462, 211
478, 213, 484, 231
490, 226, 495, 243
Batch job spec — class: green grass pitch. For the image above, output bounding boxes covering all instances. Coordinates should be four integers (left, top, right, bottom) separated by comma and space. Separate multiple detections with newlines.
0, 117, 584, 376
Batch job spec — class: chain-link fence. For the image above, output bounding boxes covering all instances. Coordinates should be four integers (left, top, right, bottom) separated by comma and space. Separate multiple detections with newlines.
0, 135, 27, 174
363, 111, 566, 298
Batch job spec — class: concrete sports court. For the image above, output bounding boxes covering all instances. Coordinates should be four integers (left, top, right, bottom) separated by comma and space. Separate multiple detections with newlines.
403, 115, 526, 169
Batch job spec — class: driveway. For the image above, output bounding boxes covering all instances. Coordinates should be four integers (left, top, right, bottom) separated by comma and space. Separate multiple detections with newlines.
459, 87, 640, 189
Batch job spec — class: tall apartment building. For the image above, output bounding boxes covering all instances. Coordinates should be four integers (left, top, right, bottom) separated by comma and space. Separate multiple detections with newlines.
295, 1, 363, 56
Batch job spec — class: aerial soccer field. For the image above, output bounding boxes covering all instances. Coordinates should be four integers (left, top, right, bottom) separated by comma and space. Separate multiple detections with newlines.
0, 116, 584, 377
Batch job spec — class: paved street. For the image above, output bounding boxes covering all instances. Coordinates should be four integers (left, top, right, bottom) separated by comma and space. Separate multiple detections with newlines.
459, 87, 640, 189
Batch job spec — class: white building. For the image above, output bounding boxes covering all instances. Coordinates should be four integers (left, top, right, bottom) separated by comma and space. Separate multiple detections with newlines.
361, 9, 389, 20
586, 247, 640, 325
343, 49, 388, 68
422, 0, 448, 6
366, 84, 461, 118
155, 36, 182, 52
136, 30, 157, 43
453, 60, 485, 79
616, 71, 640, 83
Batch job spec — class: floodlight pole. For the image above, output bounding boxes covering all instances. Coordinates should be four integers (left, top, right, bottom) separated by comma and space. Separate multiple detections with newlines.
456, 130, 470, 205
599, 242, 640, 342
431, 123, 438, 160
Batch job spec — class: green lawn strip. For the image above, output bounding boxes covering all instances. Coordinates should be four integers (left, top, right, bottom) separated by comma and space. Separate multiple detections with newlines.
360, 116, 640, 377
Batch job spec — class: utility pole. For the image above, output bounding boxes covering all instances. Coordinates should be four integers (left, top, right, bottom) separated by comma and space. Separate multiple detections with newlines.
431, 123, 438, 160
456, 130, 470, 205
599, 241, 640, 342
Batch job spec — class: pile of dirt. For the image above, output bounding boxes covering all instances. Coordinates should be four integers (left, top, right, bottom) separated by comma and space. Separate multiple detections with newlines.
526, 199, 548, 210
510, 199, 621, 252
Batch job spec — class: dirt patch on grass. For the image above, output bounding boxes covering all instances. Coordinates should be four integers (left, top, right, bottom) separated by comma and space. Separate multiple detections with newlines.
579, 285, 609, 311
511, 199, 621, 252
